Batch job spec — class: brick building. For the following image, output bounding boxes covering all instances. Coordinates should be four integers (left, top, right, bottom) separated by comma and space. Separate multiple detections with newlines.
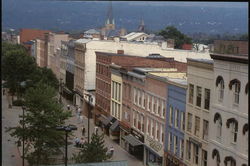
19, 28, 51, 55
213, 40, 248, 55
95, 51, 187, 165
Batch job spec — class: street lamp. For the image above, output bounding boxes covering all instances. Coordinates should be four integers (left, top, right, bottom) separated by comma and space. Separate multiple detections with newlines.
21, 106, 26, 166
84, 93, 92, 143
56, 125, 77, 166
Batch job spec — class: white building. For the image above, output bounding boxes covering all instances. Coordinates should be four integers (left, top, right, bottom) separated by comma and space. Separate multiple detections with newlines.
184, 58, 214, 166
208, 53, 248, 166
121, 32, 149, 42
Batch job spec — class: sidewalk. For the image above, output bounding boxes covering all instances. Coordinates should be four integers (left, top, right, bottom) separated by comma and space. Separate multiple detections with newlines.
61, 98, 144, 166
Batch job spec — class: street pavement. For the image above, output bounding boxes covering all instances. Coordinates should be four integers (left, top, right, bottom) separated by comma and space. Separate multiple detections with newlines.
2, 89, 144, 166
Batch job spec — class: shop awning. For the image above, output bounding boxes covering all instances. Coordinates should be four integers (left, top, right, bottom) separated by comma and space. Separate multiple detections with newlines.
98, 115, 111, 126
123, 134, 143, 147
110, 120, 120, 132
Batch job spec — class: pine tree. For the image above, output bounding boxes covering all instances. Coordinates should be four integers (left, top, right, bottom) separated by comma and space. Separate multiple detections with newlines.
73, 133, 111, 163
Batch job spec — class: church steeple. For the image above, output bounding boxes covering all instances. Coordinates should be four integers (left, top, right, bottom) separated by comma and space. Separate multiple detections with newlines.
138, 18, 145, 32
105, 1, 115, 30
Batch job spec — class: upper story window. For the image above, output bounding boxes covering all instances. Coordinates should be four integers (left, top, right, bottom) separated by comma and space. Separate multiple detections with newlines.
181, 112, 185, 131
189, 84, 194, 104
196, 86, 202, 107
203, 120, 209, 141
226, 118, 238, 144
175, 109, 179, 128
169, 106, 173, 126
194, 116, 200, 137
187, 113, 192, 133
204, 89, 210, 110
229, 79, 241, 105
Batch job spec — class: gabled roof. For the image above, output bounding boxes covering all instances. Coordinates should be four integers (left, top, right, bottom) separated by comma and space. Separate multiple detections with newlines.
84, 29, 100, 34
122, 32, 147, 41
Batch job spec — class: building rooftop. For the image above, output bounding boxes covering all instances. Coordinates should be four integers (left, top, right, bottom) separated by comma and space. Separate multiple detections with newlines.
84, 29, 100, 34
75, 38, 92, 43
122, 32, 147, 41
134, 67, 177, 73
149, 72, 186, 79
187, 58, 214, 64
39, 160, 128, 166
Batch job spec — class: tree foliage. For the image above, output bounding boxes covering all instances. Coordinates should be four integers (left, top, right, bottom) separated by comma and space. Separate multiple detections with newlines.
6, 82, 71, 165
2, 43, 37, 97
73, 133, 111, 163
158, 26, 192, 49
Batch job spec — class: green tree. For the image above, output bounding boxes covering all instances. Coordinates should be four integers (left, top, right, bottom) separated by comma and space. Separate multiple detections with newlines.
2, 46, 37, 99
30, 67, 59, 90
73, 133, 111, 163
6, 82, 71, 165
158, 26, 192, 49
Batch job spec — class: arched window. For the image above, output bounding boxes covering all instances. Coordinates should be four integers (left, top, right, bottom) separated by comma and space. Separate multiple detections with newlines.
226, 118, 238, 143
212, 149, 220, 166
216, 76, 224, 101
229, 79, 241, 104
243, 123, 248, 153
224, 156, 236, 166
214, 113, 222, 139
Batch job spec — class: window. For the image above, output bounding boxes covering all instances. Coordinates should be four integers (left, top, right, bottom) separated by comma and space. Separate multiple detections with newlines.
162, 101, 165, 118
133, 111, 136, 127
175, 109, 179, 128
147, 118, 150, 134
134, 88, 137, 104
174, 136, 178, 155
118, 83, 121, 102
168, 133, 172, 151
148, 95, 151, 111
216, 118, 222, 139
181, 112, 185, 131
156, 122, 159, 140
161, 124, 164, 143
194, 116, 200, 137
218, 79, 224, 101
151, 119, 154, 137
187, 113, 192, 132
234, 83, 240, 104
139, 90, 142, 106
142, 92, 145, 108
204, 89, 210, 110
196, 86, 202, 107
180, 139, 184, 159
153, 97, 156, 113
203, 120, 209, 141
186, 140, 191, 160
137, 113, 141, 130
193, 144, 199, 165
141, 115, 144, 133
169, 106, 173, 126
189, 84, 194, 104
231, 123, 238, 143
202, 150, 207, 166
157, 100, 161, 115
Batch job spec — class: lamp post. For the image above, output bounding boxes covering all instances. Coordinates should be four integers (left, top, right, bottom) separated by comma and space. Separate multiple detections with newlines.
21, 106, 26, 166
56, 125, 77, 166
84, 93, 92, 143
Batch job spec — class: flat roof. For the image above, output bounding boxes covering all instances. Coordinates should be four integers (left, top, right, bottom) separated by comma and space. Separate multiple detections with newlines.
187, 58, 213, 64
134, 68, 177, 73
149, 72, 186, 79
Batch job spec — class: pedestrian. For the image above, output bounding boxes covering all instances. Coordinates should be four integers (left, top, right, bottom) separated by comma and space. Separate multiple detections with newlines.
75, 105, 78, 114
67, 104, 70, 111
81, 126, 86, 136
80, 137, 85, 148
80, 115, 84, 123
74, 137, 80, 147
110, 146, 114, 156
94, 126, 98, 134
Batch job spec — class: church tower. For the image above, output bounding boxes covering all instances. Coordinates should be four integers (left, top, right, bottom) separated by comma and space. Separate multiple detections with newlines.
105, 1, 115, 30
138, 18, 145, 32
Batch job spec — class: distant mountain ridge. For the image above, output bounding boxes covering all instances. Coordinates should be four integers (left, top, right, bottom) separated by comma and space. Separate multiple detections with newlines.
2, 0, 248, 34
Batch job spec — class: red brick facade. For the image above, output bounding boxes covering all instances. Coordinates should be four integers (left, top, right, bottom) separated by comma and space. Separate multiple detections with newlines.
95, 51, 187, 122
20, 29, 50, 44
214, 40, 248, 55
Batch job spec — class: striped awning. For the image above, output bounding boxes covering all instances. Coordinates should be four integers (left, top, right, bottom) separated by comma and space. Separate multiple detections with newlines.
123, 134, 143, 147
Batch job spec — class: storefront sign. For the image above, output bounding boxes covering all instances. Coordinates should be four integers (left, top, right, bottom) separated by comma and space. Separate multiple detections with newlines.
131, 129, 144, 142
146, 135, 163, 152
